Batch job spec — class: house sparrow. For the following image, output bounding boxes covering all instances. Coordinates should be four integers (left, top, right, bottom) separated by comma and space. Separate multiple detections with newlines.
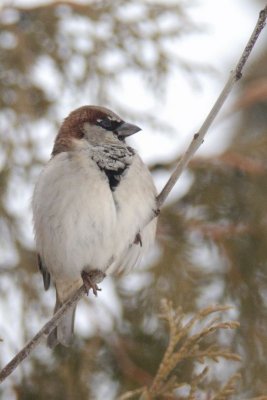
32, 105, 157, 348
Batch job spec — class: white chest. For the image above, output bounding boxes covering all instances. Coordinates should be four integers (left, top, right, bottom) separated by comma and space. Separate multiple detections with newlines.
32, 149, 156, 280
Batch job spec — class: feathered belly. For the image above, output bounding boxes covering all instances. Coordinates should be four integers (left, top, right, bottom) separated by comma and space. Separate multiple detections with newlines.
33, 154, 117, 280
33, 150, 157, 281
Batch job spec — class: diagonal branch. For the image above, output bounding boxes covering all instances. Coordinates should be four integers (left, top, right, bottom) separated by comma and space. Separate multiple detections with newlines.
1, 4, 267, 385
0, 285, 86, 383
156, 5, 267, 208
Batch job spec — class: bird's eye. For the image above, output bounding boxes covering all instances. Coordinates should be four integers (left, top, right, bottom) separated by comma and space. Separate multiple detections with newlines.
98, 119, 112, 129
96, 118, 122, 131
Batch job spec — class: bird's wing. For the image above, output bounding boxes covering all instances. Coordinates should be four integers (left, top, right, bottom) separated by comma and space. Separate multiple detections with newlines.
37, 253, 51, 290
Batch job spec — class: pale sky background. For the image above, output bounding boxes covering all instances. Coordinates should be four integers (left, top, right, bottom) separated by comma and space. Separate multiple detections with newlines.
2, 0, 262, 208
0, 1, 265, 397
2, 0, 260, 166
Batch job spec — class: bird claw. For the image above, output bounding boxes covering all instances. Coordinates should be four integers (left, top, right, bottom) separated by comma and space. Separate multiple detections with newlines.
81, 270, 106, 297
153, 208, 160, 217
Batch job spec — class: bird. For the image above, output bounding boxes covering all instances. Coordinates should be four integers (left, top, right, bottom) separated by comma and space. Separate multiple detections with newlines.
32, 105, 157, 348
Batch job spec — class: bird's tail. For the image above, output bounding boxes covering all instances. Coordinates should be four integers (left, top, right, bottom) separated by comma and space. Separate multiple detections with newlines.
47, 278, 82, 349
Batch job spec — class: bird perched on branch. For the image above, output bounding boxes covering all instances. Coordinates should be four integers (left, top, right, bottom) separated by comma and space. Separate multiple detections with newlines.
32, 105, 157, 348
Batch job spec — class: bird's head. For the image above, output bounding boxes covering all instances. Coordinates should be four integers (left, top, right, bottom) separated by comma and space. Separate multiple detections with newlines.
52, 106, 141, 156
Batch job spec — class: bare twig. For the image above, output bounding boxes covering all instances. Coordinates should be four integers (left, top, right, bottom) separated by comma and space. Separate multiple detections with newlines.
0, 4, 267, 385
0, 285, 86, 383
156, 6, 267, 208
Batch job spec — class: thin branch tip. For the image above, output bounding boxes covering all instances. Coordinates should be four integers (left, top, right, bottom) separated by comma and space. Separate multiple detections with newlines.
156, 6, 267, 207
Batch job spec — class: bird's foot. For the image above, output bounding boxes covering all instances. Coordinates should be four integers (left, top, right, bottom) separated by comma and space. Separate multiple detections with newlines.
153, 208, 160, 217
81, 269, 106, 296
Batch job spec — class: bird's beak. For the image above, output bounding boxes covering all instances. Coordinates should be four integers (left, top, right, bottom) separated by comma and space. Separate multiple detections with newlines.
115, 122, 141, 138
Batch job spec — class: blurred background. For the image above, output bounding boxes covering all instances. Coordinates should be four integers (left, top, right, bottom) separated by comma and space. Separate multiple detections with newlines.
1, 0, 267, 398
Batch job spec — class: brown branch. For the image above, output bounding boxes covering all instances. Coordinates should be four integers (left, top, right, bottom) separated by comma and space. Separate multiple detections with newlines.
0, 4, 267, 385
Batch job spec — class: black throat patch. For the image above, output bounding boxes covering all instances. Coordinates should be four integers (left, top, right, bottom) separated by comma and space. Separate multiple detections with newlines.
91, 145, 135, 191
